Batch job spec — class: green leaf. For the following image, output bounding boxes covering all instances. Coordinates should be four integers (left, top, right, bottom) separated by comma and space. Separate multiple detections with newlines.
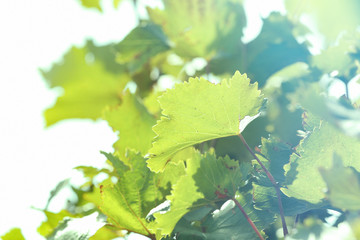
283, 121, 360, 203
37, 210, 78, 237
151, 167, 204, 237
89, 225, 123, 240
42, 42, 129, 126
209, 13, 310, 87
191, 152, 250, 199
151, 150, 251, 237
200, 193, 275, 239
255, 137, 293, 185
1, 228, 25, 240
103, 91, 156, 160
115, 23, 170, 73
252, 183, 323, 216
147, 0, 246, 59
170, 193, 275, 240
99, 151, 163, 236
47, 213, 104, 240
320, 154, 360, 211
148, 71, 263, 172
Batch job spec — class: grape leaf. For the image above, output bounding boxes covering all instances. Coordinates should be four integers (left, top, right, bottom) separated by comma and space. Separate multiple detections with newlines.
151, 151, 251, 237
42, 43, 129, 126
103, 91, 156, 160
1, 228, 25, 240
251, 137, 324, 216
201, 193, 275, 239
209, 13, 310, 87
37, 210, 78, 237
149, 149, 202, 236
148, 71, 263, 172
283, 121, 360, 203
99, 151, 163, 236
255, 137, 293, 185
115, 23, 170, 73
147, 0, 246, 59
320, 154, 360, 211
191, 152, 250, 200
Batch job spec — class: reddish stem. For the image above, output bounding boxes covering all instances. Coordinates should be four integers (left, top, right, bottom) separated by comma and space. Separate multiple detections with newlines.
232, 197, 264, 240
238, 133, 288, 236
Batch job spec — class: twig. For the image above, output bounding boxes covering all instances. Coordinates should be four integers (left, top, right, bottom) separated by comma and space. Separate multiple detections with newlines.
238, 133, 289, 236
231, 197, 264, 240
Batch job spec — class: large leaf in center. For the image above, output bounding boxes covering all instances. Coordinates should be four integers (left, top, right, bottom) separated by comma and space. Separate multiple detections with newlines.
148, 71, 263, 172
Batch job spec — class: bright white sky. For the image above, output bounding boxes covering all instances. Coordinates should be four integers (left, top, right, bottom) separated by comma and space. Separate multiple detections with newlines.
0, 0, 287, 239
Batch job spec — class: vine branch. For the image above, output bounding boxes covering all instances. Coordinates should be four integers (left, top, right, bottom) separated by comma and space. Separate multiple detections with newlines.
238, 133, 289, 236
231, 197, 264, 240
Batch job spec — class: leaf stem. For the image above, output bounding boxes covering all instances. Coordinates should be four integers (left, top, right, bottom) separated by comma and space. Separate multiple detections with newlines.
231, 197, 264, 240
238, 133, 289, 236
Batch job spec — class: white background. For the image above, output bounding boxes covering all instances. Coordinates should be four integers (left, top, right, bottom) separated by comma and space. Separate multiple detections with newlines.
0, 0, 285, 239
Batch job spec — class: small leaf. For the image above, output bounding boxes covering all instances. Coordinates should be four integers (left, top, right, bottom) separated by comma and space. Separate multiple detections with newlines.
1, 228, 25, 240
37, 210, 78, 237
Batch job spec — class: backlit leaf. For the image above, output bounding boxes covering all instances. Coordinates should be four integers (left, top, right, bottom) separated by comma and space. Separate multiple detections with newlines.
283, 121, 360, 203
1, 228, 25, 240
320, 154, 360, 211
103, 91, 156, 160
99, 151, 163, 236
151, 150, 251, 237
115, 23, 170, 73
42, 42, 129, 126
147, 0, 246, 59
148, 71, 263, 172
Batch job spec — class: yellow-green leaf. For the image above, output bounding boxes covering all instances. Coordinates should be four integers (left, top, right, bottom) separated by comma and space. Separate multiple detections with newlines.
103, 91, 156, 159
148, 71, 263, 172
1, 228, 25, 240
42, 43, 129, 126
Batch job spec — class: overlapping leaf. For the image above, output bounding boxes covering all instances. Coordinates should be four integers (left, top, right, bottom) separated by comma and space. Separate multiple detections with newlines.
283, 121, 360, 203
209, 13, 310, 87
115, 23, 170, 73
99, 151, 163, 236
320, 154, 360, 211
150, 151, 251, 238
201, 193, 275, 239
42, 42, 129, 126
148, 71, 263, 172
103, 91, 156, 160
37, 210, 78, 237
147, 0, 246, 59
